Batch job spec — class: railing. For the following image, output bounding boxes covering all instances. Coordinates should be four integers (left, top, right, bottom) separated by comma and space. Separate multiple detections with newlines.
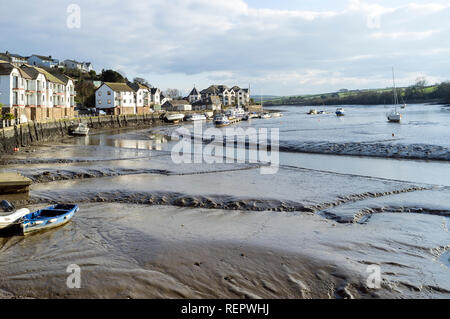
0, 118, 21, 128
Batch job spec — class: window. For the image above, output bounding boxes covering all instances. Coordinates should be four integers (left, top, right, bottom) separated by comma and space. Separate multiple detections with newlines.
107, 99, 111, 104
50, 96, 52, 102
107, 91, 111, 96
99, 91, 102, 96
98, 100, 102, 104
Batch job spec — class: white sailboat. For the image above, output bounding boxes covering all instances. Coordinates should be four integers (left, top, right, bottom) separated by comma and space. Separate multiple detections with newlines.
387, 67, 402, 123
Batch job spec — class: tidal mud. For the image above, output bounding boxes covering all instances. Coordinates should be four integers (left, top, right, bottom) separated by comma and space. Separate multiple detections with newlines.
1, 107, 449, 298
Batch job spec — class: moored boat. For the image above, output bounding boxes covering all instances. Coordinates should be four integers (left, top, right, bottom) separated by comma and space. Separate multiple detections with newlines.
387, 111, 402, 122
387, 67, 402, 123
271, 112, 283, 118
185, 114, 207, 121
307, 109, 318, 115
335, 108, 345, 116
204, 112, 214, 119
21, 204, 79, 235
213, 114, 230, 127
260, 112, 271, 119
0, 200, 30, 230
69, 123, 89, 136
165, 113, 185, 123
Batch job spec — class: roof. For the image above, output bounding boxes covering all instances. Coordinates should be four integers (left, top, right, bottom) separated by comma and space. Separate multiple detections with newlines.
0, 62, 31, 79
231, 86, 241, 92
0, 62, 15, 76
150, 88, 160, 94
49, 70, 74, 84
31, 54, 56, 62
0, 52, 27, 60
201, 85, 229, 95
189, 87, 200, 96
192, 96, 221, 106
32, 66, 64, 84
103, 82, 135, 92
128, 82, 149, 91
64, 59, 81, 64
19, 65, 42, 80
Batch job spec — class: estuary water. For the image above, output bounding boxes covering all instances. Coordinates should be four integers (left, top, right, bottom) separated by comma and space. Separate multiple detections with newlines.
0, 104, 449, 299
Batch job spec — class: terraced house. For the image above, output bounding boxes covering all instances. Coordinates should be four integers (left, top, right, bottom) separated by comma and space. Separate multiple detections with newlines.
199, 85, 250, 107
0, 61, 76, 122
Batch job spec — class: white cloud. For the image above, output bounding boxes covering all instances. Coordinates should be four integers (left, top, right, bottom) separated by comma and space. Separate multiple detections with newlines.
1, 0, 450, 95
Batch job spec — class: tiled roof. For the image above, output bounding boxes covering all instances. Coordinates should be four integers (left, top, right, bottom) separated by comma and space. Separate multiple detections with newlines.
104, 82, 135, 92
32, 66, 65, 84
168, 99, 191, 106
0, 61, 32, 79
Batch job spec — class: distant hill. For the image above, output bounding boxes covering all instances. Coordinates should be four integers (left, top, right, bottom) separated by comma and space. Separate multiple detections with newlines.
264, 84, 448, 106
250, 95, 280, 102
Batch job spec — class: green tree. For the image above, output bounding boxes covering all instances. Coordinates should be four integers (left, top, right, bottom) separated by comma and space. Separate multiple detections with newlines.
100, 69, 126, 83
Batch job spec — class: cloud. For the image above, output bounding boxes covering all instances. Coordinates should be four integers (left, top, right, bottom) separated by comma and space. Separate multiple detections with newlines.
1, 0, 450, 95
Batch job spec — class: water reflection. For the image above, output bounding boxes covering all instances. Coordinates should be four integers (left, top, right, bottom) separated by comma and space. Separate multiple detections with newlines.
74, 133, 170, 151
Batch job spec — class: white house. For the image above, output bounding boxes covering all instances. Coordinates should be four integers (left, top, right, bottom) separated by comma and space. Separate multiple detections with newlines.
27, 55, 59, 68
0, 52, 28, 65
188, 87, 201, 104
128, 82, 151, 108
0, 61, 76, 121
150, 88, 161, 106
63, 59, 94, 73
200, 84, 250, 107
162, 99, 192, 111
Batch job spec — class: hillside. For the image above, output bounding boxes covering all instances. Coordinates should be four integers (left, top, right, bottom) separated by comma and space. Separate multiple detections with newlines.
264, 84, 449, 106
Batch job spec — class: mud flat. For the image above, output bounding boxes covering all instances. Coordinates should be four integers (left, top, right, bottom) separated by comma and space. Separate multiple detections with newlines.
0, 203, 448, 299
1, 111, 449, 299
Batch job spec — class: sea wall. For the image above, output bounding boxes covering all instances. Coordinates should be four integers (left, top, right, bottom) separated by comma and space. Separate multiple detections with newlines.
0, 113, 166, 154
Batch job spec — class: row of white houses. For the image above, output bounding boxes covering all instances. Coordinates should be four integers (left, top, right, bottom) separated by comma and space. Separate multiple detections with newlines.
0, 60, 76, 121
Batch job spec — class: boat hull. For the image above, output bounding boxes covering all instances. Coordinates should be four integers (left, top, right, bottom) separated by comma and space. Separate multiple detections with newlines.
0, 208, 31, 230
21, 204, 78, 235
165, 114, 185, 122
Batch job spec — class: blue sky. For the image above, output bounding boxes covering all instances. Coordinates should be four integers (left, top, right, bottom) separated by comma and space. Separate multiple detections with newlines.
1, 0, 450, 96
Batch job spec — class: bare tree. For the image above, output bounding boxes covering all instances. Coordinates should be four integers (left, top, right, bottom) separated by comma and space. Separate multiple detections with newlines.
165, 88, 182, 99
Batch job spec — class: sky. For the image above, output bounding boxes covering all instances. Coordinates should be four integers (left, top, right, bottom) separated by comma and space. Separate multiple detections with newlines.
1, 0, 450, 96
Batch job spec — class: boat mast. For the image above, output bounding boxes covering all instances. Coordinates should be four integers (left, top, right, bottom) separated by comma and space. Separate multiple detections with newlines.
392, 67, 398, 112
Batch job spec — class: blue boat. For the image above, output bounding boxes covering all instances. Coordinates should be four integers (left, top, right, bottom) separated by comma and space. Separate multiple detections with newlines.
21, 204, 79, 234
335, 108, 345, 116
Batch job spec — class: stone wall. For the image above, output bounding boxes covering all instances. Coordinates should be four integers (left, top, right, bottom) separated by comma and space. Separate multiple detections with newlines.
0, 113, 165, 154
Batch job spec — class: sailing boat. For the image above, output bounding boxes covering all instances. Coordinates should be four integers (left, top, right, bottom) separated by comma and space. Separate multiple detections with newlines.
260, 89, 270, 118
387, 67, 402, 123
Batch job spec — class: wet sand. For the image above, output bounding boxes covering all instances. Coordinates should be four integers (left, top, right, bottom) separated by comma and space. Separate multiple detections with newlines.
0, 121, 449, 299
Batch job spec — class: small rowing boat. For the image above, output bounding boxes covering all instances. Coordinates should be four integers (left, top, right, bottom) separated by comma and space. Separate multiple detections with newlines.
21, 204, 79, 234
